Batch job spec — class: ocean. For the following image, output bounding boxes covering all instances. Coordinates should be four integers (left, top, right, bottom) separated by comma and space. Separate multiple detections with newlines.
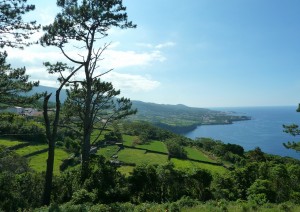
184, 106, 300, 160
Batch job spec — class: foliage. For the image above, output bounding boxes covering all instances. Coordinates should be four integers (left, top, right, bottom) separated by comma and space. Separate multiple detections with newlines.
0, 146, 44, 211
122, 121, 174, 141
166, 139, 187, 159
0, 52, 40, 106
0, 0, 40, 107
0, 113, 46, 142
194, 137, 244, 163
51, 155, 129, 204
41, 0, 137, 183
283, 104, 300, 152
128, 163, 212, 203
247, 179, 275, 204
0, 0, 40, 48
36, 200, 300, 212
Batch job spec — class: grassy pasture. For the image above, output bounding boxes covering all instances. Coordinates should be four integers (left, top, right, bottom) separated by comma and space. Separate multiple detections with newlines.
185, 146, 215, 162
97, 145, 119, 159
122, 134, 137, 146
15, 144, 48, 156
118, 148, 168, 165
123, 134, 168, 153
171, 158, 227, 175
0, 138, 25, 147
0, 138, 69, 175
117, 166, 134, 176
28, 148, 69, 175
137, 140, 168, 153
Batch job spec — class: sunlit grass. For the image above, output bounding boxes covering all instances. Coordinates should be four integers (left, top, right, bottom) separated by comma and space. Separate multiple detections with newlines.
122, 134, 137, 146
15, 144, 48, 156
97, 145, 119, 159
117, 166, 134, 177
118, 148, 168, 165
123, 135, 168, 153
171, 158, 227, 175
0, 138, 25, 147
185, 146, 215, 162
28, 148, 69, 175
137, 141, 168, 153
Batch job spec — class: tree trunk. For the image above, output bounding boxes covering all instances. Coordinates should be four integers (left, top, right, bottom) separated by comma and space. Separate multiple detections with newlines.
42, 137, 55, 205
42, 94, 54, 205
81, 134, 91, 182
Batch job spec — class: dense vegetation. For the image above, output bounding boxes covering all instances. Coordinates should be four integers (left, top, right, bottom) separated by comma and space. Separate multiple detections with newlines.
1, 0, 300, 211
1, 116, 300, 211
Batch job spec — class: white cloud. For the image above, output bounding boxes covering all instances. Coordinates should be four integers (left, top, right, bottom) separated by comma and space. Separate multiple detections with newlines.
103, 72, 160, 92
5, 41, 168, 91
136, 43, 153, 48
155, 42, 176, 49
137, 41, 176, 49
6, 43, 167, 69
103, 49, 166, 68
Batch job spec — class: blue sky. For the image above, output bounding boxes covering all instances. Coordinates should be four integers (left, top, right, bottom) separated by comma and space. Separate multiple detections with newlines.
6, 0, 300, 107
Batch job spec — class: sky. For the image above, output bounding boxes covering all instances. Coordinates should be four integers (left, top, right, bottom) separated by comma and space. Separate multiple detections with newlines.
5, 0, 300, 107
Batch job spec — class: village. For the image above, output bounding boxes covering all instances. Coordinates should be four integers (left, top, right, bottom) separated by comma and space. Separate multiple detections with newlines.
0, 106, 44, 117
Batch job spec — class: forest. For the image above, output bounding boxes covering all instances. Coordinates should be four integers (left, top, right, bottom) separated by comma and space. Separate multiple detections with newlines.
1, 0, 300, 211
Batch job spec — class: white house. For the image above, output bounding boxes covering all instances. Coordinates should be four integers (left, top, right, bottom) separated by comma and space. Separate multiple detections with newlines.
5, 106, 24, 114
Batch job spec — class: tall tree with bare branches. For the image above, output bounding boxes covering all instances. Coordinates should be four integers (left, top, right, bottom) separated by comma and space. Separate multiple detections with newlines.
40, 0, 136, 204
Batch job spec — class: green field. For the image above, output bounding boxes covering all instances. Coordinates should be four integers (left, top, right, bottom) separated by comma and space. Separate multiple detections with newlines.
0, 138, 25, 147
122, 134, 137, 146
118, 148, 169, 165
28, 149, 69, 174
15, 144, 48, 156
0, 138, 69, 175
1, 137, 225, 176
97, 145, 119, 159
117, 166, 134, 176
137, 140, 168, 153
171, 158, 227, 175
185, 146, 215, 162
123, 135, 168, 153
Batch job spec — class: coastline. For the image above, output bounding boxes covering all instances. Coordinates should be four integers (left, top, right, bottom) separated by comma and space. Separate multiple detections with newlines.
155, 115, 251, 134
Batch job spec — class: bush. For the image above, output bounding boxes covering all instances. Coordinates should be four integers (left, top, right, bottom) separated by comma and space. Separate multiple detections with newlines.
166, 139, 187, 159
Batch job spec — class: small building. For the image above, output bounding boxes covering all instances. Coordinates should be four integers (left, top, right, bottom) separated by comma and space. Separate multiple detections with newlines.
24, 108, 38, 116
4, 106, 24, 115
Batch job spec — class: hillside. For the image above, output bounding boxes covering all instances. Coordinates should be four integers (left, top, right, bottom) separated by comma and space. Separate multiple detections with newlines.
130, 100, 250, 133
31, 86, 250, 133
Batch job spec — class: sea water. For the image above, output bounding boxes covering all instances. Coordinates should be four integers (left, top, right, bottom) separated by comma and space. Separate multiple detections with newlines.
184, 106, 300, 159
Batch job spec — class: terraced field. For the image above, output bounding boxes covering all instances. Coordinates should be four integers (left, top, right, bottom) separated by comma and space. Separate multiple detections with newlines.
171, 158, 227, 174
185, 146, 215, 162
0, 138, 69, 175
1, 137, 226, 176
123, 135, 168, 153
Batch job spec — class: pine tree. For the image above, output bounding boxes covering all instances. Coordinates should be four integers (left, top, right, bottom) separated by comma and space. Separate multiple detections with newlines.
0, 0, 40, 49
0, 0, 40, 106
40, 0, 136, 204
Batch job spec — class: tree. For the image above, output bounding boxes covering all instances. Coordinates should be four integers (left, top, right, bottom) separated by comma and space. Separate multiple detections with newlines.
0, 0, 40, 106
166, 139, 187, 159
0, 51, 40, 106
247, 179, 275, 204
0, 0, 40, 49
283, 124, 300, 151
63, 78, 136, 180
42, 62, 83, 205
41, 0, 136, 183
282, 104, 300, 151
